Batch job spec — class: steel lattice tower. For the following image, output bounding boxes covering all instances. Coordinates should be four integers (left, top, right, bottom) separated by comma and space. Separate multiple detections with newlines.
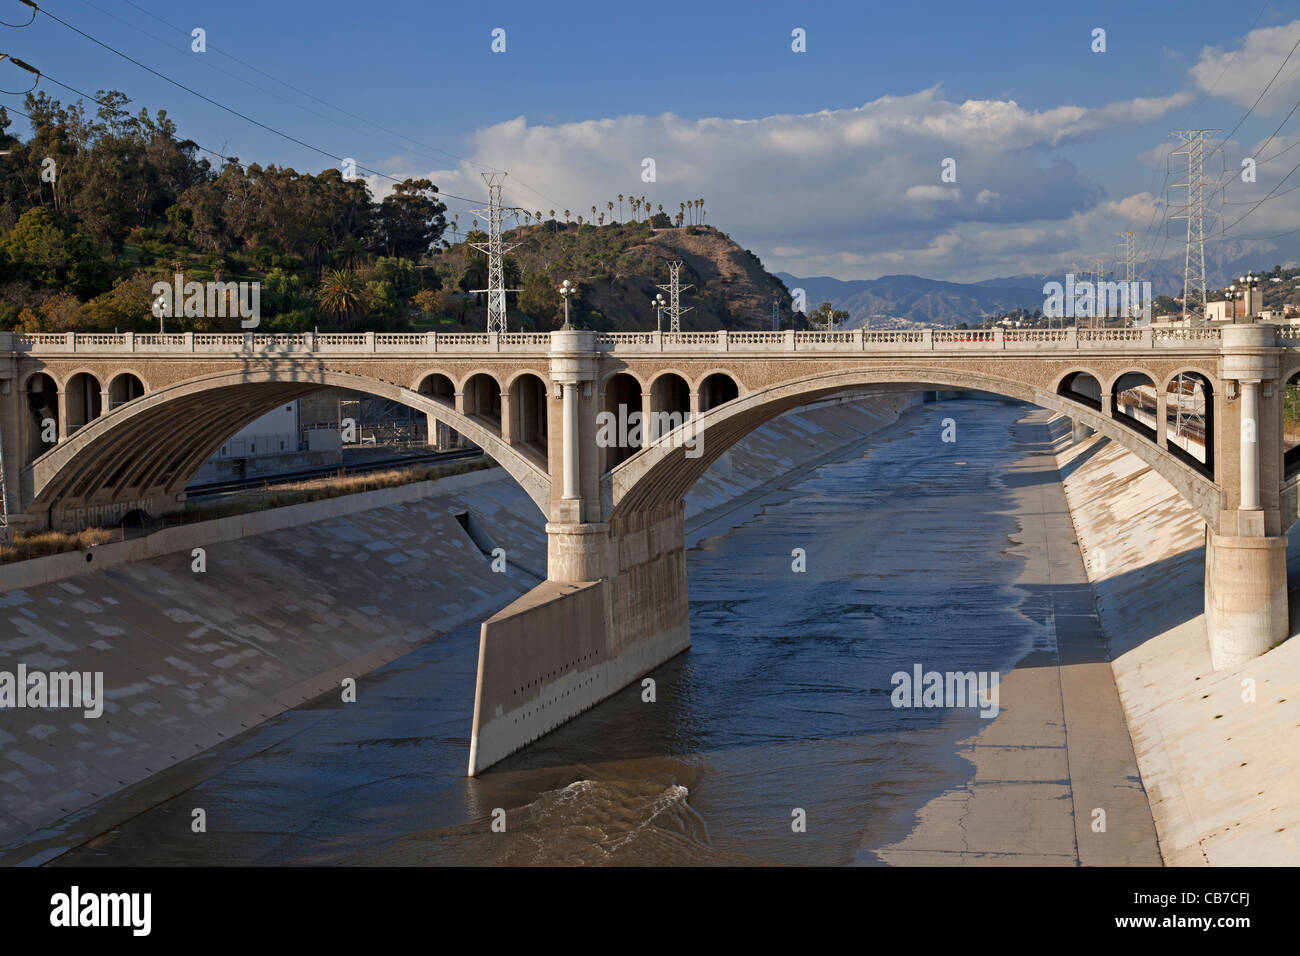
1169, 130, 1222, 325
470, 173, 519, 332
657, 261, 693, 332
1117, 231, 1136, 322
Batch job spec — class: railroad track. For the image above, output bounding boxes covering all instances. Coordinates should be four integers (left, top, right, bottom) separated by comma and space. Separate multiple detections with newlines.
185, 447, 483, 498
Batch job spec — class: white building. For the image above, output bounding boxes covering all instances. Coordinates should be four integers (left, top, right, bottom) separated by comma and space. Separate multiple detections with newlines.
211, 401, 300, 460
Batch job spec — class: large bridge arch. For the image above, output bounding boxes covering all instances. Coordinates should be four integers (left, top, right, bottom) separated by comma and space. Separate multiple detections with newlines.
602, 365, 1221, 528
22, 366, 551, 522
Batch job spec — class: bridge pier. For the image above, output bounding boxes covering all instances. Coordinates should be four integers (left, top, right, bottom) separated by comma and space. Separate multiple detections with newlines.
1204, 325, 1289, 670
1204, 531, 1288, 669
1071, 418, 1094, 444
468, 330, 692, 774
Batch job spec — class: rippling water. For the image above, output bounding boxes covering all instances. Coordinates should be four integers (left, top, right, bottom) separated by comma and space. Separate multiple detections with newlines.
51, 398, 1058, 867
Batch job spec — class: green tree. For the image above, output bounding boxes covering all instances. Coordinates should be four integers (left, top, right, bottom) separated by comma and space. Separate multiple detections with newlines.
373, 178, 446, 259
317, 268, 367, 328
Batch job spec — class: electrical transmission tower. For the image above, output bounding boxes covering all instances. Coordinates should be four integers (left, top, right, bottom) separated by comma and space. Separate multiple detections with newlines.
1117, 231, 1136, 323
1168, 130, 1222, 325
657, 261, 693, 332
470, 173, 520, 333
771, 299, 779, 331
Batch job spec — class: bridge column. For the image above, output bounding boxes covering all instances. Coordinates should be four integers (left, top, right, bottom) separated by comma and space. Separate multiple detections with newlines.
1071, 419, 1094, 444
1155, 388, 1168, 449
500, 387, 514, 445
468, 329, 691, 774
55, 387, 69, 444
1206, 325, 1288, 669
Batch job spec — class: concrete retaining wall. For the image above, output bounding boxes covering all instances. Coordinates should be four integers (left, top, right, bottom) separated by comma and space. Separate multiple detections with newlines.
469, 499, 691, 774
1053, 417, 1300, 865
0, 467, 510, 593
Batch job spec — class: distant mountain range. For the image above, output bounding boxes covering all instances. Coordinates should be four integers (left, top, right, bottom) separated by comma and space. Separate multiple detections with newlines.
779, 244, 1300, 328
774, 272, 1044, 328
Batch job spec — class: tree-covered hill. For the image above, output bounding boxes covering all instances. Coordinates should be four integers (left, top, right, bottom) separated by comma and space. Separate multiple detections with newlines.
0, 91, 800, 335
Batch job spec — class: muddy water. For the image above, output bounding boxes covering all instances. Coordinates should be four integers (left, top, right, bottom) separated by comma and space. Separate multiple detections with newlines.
48, 399, 1065, 866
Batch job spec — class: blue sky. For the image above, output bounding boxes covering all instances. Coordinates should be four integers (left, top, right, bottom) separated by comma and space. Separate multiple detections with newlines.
4, 0, 1300, 283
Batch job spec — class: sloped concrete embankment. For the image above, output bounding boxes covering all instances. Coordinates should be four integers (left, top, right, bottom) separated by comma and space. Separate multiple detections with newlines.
0, 393, 919, 854
1054, 419, 1300, 866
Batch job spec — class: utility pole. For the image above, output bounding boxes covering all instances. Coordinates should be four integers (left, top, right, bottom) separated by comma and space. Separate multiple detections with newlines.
470, 172, 520, 332
657, 261, 693, 332
1169, 130, 1222, 326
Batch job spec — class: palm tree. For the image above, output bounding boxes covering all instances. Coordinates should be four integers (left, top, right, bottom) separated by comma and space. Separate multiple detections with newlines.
591, 205, 597, 222
598, 213, 605, 226
317, 269, 366, 328
577, 215, 584, 226
679, 201, 686, 225
549, 209, 555, 221
564, 209, 570, 223
618, 194, 624, 221
536, 210, 543, 224
607, 201, 614, 223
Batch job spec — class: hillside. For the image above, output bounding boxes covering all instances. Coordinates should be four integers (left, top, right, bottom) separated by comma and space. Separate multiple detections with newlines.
430, 222, 797, 332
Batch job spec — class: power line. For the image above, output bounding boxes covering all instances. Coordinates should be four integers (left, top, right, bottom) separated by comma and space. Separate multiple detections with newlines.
105, 0, 566, 210
21, 3, 489, 204
1214, 30, 1300, 150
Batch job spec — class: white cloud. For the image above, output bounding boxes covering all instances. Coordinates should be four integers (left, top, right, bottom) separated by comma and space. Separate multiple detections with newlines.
1191, 20, 1300, 114
418, 85, 1201, 279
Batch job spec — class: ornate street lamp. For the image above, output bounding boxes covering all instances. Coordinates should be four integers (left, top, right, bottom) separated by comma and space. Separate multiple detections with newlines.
651, 292, 667, 332
1239, 272, 1261, 319
558, 279, 576, 330
1225, 284, 1240, 321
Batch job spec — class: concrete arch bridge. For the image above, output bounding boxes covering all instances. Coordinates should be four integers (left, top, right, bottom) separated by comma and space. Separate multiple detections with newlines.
2, 324, 1295, 771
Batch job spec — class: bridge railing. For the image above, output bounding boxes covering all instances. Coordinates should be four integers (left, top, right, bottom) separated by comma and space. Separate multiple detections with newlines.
587, 326, 1229, 352
0, 326, 1248, 356
0, 331, 554, 355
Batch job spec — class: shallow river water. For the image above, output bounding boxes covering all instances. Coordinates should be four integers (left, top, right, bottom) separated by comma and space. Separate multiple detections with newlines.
51, 398, 1067, 866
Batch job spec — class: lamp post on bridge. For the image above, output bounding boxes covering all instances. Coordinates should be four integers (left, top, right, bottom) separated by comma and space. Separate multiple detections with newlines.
1239, 273, 1261, 320
558, 279, 577, 330
651, 292, 667, 332
1225, 284, 1243, 322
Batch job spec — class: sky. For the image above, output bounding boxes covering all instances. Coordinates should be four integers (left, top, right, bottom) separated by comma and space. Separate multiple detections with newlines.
3, 0, 1300, 283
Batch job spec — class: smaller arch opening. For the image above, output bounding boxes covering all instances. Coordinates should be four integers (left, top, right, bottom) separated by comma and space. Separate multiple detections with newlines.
418, 373, 463, 449
601, 372, 643, 471
65, 372, 103, 434
417, 373, 455, 405
1057, 371, 1102, 410
649, 373, 691, 442
699, 372, 739, 413
463, 373, 502, 432
108, 373, 145, 410
508, 373, 549, 458
1283, 372, 1300, 479
25, 373, 59, 463
1111, 371, 1157, 440
1166, 372, 1213, 475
